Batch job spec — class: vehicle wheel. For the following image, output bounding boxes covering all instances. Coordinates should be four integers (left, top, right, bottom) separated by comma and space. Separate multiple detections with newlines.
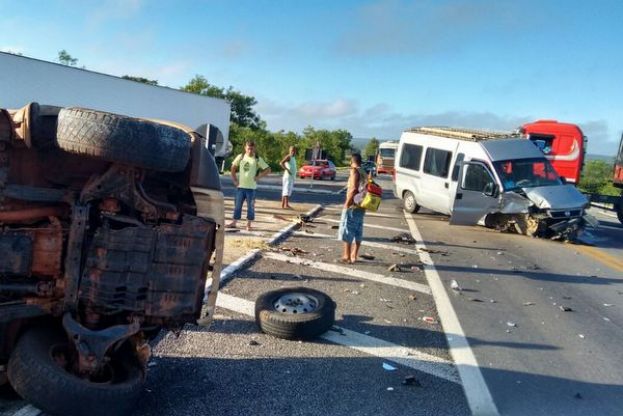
56, 107, 191, 172
7, 327, 144, 416
514, 214, 540, 237
255, 287, 336, 340
403, 191, 420, 213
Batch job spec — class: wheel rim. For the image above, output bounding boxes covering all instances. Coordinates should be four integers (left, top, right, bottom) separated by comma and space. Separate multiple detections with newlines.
274, 293, 319, 314
404, 193, 415, 211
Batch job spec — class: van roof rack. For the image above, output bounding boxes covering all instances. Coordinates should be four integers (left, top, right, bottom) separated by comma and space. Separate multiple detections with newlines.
406, 126, 520, 142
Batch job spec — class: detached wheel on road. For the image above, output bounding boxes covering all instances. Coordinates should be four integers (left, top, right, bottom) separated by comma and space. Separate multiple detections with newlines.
7, 327, 144, 416
56, 107, 191, 172
403, 191, 420, 213
255, 287, 336, 340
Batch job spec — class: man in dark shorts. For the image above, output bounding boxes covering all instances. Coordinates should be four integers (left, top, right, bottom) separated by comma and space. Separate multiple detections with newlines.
337, 153, 366, 263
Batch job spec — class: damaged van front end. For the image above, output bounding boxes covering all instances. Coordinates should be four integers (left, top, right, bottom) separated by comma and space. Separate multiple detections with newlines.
451, 141, 591, 241
492, 184, 591, 240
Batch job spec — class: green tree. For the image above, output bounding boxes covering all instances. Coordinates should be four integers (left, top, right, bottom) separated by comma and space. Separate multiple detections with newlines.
122, 75, 158, 86
363, 138, 380, 160
301, 127, 352, 165
181, 75, 261, 129
578, 160, 619, 196
57, 49, 78, 66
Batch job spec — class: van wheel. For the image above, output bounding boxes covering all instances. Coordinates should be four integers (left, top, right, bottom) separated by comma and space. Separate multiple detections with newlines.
56, 107, 191, 172
7, 327, 144, 416
255, 288, 336, 340
403, 191, 420, 213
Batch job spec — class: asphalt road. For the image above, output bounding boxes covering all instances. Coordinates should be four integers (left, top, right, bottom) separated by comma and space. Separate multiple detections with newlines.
2, 172, 622, 416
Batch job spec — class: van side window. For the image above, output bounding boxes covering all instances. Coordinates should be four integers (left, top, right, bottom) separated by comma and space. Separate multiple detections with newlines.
451, 153, 465, 181
423, 148, 452, 178
463, 164, 493, 192
399, 144, 423, 171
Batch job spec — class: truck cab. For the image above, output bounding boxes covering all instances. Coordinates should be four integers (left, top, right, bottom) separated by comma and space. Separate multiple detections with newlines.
519, 120, 586, 184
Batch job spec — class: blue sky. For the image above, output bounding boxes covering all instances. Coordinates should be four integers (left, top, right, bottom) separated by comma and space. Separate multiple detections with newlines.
1, 0, 622, 154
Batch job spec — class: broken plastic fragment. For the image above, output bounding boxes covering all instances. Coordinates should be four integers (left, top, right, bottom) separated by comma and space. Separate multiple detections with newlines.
382, 363, 397, 371
450, 279, 462, 292
523, 302, 536, 306
559, 305, 573, 312
422, 316, 437, 324
402, 375, 422, 387
578, 334, 585, 339
506, 321, 517, 327
387, 387, 395, 391
603, 304, 614, 307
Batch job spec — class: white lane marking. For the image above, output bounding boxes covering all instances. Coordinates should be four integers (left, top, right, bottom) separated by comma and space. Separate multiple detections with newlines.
405, 213, 499, 416
321, 208, 402, 219
216, 293, 460, 384
294, 231, 421, 255
323, 218, 407, 233
263, 251, 431, 295
256, 184, 338, 195
12, 405, 41, 416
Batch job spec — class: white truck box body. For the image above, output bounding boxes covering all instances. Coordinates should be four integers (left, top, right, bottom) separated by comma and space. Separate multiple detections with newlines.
0, 52, 230, 156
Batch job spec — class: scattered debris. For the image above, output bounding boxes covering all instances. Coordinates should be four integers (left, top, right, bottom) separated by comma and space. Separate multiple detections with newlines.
450, 279, 462, 292
472, 265, 479, 269
391, 233, 416, 245
388, 264, 401, 272
402, 375, 422, 387
277, 246, 308, 255
387, 387, 395, 391
497, 251, 504, 255
408, 294, 417, 301
562, 296, 572, 300
419, 248, 448, 255
379, 298, 392, 303
422, 316, 437, 324
603, 317, 611, 322
249, 340, 260, 346
410, 265, 422, 271
574, 393, 583, 400
559, 305, 573, 312
382, 363, 397, 371
523, 302, 536, 306
505, 329, 512, 334
360, 254, 375, 260
469, 298, 484, 302
384, 319, 392, 324
225, 228, 241, 233
489, 299, 497, 303
578, 334, 585, 339
506, 321, 517, 328
603, 303, 614, 307
331, 225, 339, 229
360, 283, 366, 288
364, 331, 371, 335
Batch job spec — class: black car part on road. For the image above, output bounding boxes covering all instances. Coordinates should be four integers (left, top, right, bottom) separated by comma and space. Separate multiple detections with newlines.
56, 107, 192, 172
255, 287, 336, 340
7, 327, 144, 416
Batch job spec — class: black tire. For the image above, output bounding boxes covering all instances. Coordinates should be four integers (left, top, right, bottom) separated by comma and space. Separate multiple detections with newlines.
56, 107, 191, 172
7, 328, 144, 416
403, 191, 420, 213
255, 287, 336, 340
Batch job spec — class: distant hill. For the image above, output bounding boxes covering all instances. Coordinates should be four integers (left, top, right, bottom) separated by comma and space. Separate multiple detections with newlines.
351, 137, 397, 152
586, 154, 615, 163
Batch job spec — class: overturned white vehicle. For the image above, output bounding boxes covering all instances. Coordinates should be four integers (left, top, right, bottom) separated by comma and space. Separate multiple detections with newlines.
394, 127, 591, 240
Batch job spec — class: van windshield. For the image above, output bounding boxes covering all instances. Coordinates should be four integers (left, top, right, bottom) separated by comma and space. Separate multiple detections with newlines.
493, 158, 562, 191
379, 148, 395, 158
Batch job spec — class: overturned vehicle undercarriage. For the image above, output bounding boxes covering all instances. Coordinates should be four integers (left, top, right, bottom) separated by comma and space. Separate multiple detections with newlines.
0, 104, 224, 416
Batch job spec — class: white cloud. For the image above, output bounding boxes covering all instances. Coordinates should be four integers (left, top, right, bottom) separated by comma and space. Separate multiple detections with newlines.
86, 0, 143, 27
0, 45, 25, 55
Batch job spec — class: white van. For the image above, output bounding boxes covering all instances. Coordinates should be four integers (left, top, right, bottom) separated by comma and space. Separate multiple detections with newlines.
393, 127, 590, 240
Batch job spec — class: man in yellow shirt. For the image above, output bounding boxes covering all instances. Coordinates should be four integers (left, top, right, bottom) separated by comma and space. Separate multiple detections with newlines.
227, 141, 271, 230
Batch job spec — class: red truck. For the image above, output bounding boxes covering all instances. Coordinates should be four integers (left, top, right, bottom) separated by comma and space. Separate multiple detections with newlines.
519, 120, 586, 184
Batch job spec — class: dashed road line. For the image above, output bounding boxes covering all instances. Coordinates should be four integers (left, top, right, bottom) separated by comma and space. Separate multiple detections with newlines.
322, 217, 408, 233
216, 293, 460, 384
262, 251, 432, 295
405, 212, 499, 416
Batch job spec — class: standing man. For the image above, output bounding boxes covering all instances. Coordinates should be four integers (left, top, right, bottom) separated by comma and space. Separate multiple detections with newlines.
227, 141, 271, 231
280, 146, 297, 209
337, 153, 366, 263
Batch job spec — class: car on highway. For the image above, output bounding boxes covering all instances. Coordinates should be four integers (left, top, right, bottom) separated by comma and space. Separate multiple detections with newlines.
298, 159, 336, 180
362, 160, 377, 177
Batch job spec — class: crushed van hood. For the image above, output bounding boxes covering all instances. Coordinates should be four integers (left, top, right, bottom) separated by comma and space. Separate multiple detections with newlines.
522, 185, 588, 210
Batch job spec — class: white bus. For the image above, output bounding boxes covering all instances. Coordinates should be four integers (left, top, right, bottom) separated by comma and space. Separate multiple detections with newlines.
376, 140, 399, 174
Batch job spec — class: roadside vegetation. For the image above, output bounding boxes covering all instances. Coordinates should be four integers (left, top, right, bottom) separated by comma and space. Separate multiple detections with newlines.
578, 160, 620, 196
